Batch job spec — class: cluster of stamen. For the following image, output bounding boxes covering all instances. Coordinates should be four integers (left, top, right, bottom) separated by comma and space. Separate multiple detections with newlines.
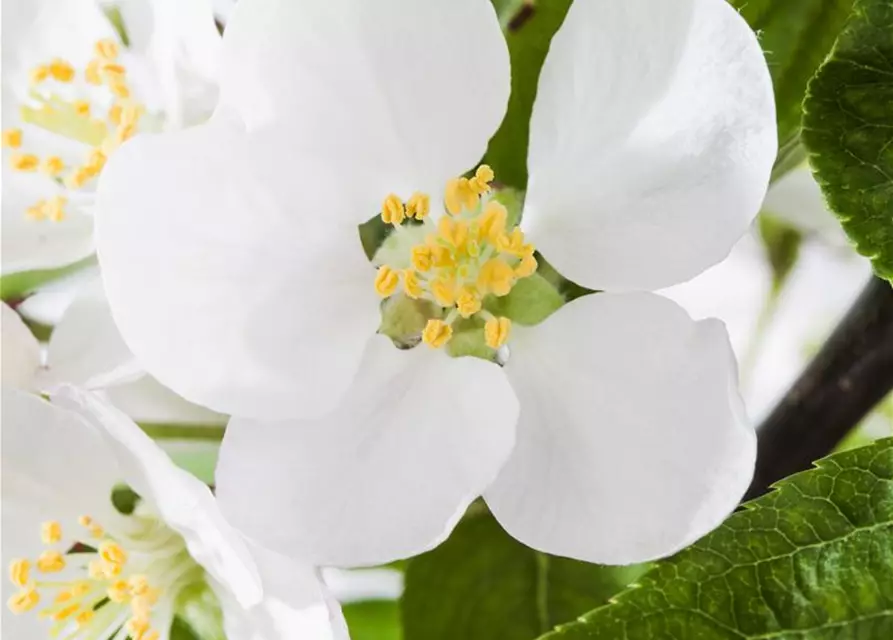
7, 516, 162, 640
1, 38, 143, 222
375, 166, 537, 350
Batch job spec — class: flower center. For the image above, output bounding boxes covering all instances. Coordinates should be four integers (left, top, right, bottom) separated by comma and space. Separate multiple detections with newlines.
374, 166, 537, 351
7, 510, 206, 640
1, 38, 144, 222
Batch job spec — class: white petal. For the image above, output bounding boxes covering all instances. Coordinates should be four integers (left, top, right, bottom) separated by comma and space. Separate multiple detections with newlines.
105, 375, 228, 424
220, 543, 348, 640
1, 0, 115, 84
96, 119, 380, 420
52, 385, 264, 607
1, 302, 40, 390
114, 0, 222, 127
0, 388, 122, 540
216, 335, 518, 567
0, 172, 94, 275
219, 0, 510, 200
41, 276, 141, 389
523, 0, 776, 291
486, 292, 756, 564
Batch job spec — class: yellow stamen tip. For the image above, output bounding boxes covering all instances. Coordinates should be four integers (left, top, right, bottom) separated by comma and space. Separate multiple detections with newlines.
402, 269, 422, 299
95, 39, 120, 61
2, 128, 22, 148
41, 156, 65, 176
406, 192, 430, 220
37, 550, 66, 573
485, 317, 512, 349
49, 59, 76, 82
422, 319, 453, 348
41, 520, 63, 544
99, 541, 127, 566
381, 193, 406, 226
11, 153, 39, 172
9, 559, 30, 588
374, 265, 400, 298
8, 589, 39, 614
411, 245, 433, 272
456, 288, 482, 319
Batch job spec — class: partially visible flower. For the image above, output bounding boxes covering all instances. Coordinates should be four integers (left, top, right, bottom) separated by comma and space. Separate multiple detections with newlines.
1, 0, 220, 275
1, 277, 225, 425
1, 386, 346, 640
96, 0, 775, 566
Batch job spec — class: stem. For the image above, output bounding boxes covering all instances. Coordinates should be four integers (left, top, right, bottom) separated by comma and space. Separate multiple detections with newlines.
744, 277, 893, 500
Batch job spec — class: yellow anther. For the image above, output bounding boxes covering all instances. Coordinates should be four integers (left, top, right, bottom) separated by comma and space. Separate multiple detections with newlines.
115, 121, 136, 143
108, 580, 131, 603
126, 616, 151, 637
402, 269, 422, 299
422, 319, 453, 348
8, 589, 39, 613
95, 39, 119, 61
456, 288, 482, 319
497, 228, 534, 257
108, 103, 123, 124
70, 582, 92, 597
30, 65, 50, 84
49, 59, 75, 82
11, 153, 39, 171
475, 164, 495, 185
78, 515, 93, 527
515, 253, 538, 278
381, 193, 406, 226
88, 559, 120, 579
431, 277, 457, 307
72, 100, 91, 116
444, 177, 479, 215
430, 244, 455, 269
469, 164, 495, 195
437, 217, 468, 249
411, 245, 433, 272
485, 317, 512, 349
37, 551, 65, 573
41, 156, 65, 176
2, 128, 22, 148
374, 265, 400, 298
100, 541, 127, 566
87, 148, 107, 172
53, 602, 80, 621
76, 609, 95, 627
478, 258, 515, 297
479, 201, 507, 244
101, 63, 127, 80
65, 168, 92, 189
110, 82, 131, 99
9, 560, 30, 587
406, 192, 430, 220
26, 201, 47, 220
131, 592, 157, 618
45, 196, 67, 222
128, 575, 150, 596
41, 521, 63, 544
85, 59, 103, 85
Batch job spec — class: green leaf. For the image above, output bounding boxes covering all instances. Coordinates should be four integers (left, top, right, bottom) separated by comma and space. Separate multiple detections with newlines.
802, 0, 893, 281
539, 438, 893, 640
344, 600, 403, 640
402, 512, 646, 640
483, 0, 573, 190
732, 0, 856, 164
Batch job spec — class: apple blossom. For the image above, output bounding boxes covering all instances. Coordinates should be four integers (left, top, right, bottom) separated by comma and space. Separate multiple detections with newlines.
1, 386, 346, 640
1, 0, 220, 275
95, 0, 776, 565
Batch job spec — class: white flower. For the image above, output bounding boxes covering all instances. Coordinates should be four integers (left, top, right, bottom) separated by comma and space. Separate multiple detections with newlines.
1, 386, 346, 640
95, 0, 776, 565
0, 0, 220, 275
